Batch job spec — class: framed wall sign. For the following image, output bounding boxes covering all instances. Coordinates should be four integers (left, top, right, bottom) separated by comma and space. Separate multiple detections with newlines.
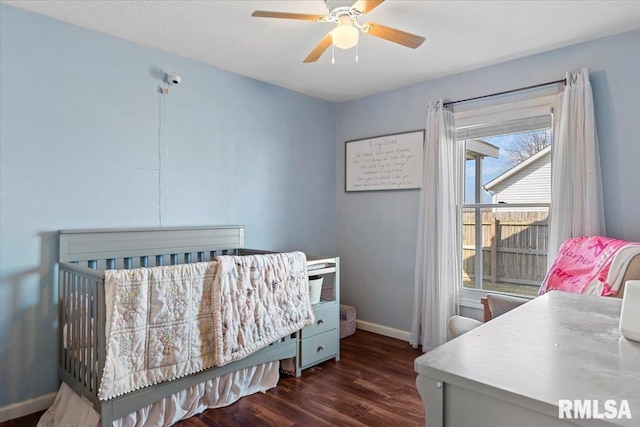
345, 130, 424, 192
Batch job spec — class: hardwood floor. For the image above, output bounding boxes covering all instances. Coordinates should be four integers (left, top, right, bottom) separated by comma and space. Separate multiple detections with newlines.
1, 331, 425, 427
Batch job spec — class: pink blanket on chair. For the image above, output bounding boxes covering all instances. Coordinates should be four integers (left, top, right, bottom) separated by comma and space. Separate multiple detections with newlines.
539, 236, 640, 296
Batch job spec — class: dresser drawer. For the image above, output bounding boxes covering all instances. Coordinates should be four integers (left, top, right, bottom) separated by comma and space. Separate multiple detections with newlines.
300, 329, 338, 367
302, 303, 338, 339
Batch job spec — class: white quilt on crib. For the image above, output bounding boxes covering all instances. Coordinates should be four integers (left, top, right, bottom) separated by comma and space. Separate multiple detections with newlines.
214, 252, 314, 365
98, 251, 313, 401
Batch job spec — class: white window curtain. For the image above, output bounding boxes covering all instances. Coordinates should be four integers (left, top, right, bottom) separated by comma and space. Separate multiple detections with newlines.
411, 99, 463, 351
547, 68, 606, 266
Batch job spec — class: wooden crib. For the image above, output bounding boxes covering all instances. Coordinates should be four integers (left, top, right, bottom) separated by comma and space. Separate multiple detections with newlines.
57, 225, 301, 426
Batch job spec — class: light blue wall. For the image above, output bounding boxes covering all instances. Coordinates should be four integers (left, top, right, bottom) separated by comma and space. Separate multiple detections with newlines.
336, 30, 640, 331
0, 4, 336, 407
3, 0, 640, 411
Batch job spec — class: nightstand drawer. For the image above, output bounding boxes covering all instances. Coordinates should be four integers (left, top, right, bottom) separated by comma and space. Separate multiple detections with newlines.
300, 329, 338, 367
302, 303, 338, 338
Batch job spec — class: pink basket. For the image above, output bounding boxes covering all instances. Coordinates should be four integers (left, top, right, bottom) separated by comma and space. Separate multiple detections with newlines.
339, 304, 356, 339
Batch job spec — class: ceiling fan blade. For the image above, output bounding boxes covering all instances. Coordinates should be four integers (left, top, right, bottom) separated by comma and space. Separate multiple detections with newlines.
351, 0, 385, 15
251, 11, 328, 22
303, 33, 333, 63
362, 22, 425, 48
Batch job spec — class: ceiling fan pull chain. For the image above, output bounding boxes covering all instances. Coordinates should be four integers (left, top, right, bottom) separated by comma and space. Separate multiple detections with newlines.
332, 43, 336, 64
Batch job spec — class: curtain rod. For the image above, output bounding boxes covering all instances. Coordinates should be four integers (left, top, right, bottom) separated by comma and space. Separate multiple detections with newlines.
444, 78, 566, 107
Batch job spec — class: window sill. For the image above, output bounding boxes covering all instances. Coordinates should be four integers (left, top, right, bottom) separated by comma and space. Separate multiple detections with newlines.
459, 288, 485, 309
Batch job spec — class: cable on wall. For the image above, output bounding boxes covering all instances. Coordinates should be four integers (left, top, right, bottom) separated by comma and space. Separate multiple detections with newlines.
157, 93, 168, 227
157, 71, 182, 226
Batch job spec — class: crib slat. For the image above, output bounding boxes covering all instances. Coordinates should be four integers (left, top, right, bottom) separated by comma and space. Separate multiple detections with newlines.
140, 256, 149, 268
87, 279, 92, 389
124, 257, 132, 269
156, 255, 164, 266
72, 274, 79, 379
106, 259, 115, 270
78, 276, 82, 384
197, 252, 205, 262
61, 270, 67, 372
170, 254, 178, 265
66, 271, 72, 373
96, 280, 105, 397
88, 277, 95, 391
184, 253, 192, 264
69, 273, 74, 377
88, 260, 97, 269
80, 276, 87, 386
58, 270, 63, 371
84, 277, 91, 388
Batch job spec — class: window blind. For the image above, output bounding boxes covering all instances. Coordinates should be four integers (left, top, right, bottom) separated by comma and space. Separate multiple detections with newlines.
456, 114, 552, 140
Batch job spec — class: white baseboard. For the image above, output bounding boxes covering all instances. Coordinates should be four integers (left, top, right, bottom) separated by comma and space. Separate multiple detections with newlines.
356, 320, 411, 342
0, 392, 56, 423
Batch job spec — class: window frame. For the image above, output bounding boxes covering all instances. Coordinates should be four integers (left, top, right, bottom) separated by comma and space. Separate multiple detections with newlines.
454, 94, 558, 307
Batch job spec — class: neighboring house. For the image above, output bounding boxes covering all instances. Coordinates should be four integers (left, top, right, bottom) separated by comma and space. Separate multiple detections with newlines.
484, 146, 551, 209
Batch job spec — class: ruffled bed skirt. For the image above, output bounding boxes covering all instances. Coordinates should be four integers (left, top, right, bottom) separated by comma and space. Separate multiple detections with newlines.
37, 361, 279, 427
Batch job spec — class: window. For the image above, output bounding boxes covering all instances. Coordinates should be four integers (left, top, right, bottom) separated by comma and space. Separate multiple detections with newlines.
455, 96, 556, 298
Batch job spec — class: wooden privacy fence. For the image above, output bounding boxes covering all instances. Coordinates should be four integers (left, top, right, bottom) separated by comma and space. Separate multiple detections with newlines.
463, 211, 549, 286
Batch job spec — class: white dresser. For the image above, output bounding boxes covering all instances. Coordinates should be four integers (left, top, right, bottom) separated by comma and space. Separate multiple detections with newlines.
414, 291, 640, 426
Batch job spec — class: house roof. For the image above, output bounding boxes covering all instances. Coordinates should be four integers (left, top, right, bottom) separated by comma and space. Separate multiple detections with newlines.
484, 146, 551, 191
466, 139, 499, 160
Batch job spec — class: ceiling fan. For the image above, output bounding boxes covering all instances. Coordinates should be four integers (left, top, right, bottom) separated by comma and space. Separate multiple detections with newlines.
251, 0, 425, 63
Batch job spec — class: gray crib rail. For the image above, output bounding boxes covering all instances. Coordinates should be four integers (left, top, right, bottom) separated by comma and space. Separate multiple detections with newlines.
57, 226, 250, 418
59, 225, 245, 263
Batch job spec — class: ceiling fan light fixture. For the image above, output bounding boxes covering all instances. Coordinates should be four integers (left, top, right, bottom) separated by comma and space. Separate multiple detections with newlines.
251, 0, 426, 63
331, 24, 359, 49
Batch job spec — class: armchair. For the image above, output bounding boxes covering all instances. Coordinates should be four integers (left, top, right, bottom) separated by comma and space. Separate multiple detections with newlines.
480, 294, 530, 322
448, 294, 529, 338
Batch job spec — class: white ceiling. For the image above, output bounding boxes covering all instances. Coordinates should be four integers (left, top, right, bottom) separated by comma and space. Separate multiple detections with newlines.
5, 0, 640, 103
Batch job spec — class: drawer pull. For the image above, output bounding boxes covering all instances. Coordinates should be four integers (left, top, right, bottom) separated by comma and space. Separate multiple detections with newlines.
317, 319, 325, 325
317, 345, 325, 352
